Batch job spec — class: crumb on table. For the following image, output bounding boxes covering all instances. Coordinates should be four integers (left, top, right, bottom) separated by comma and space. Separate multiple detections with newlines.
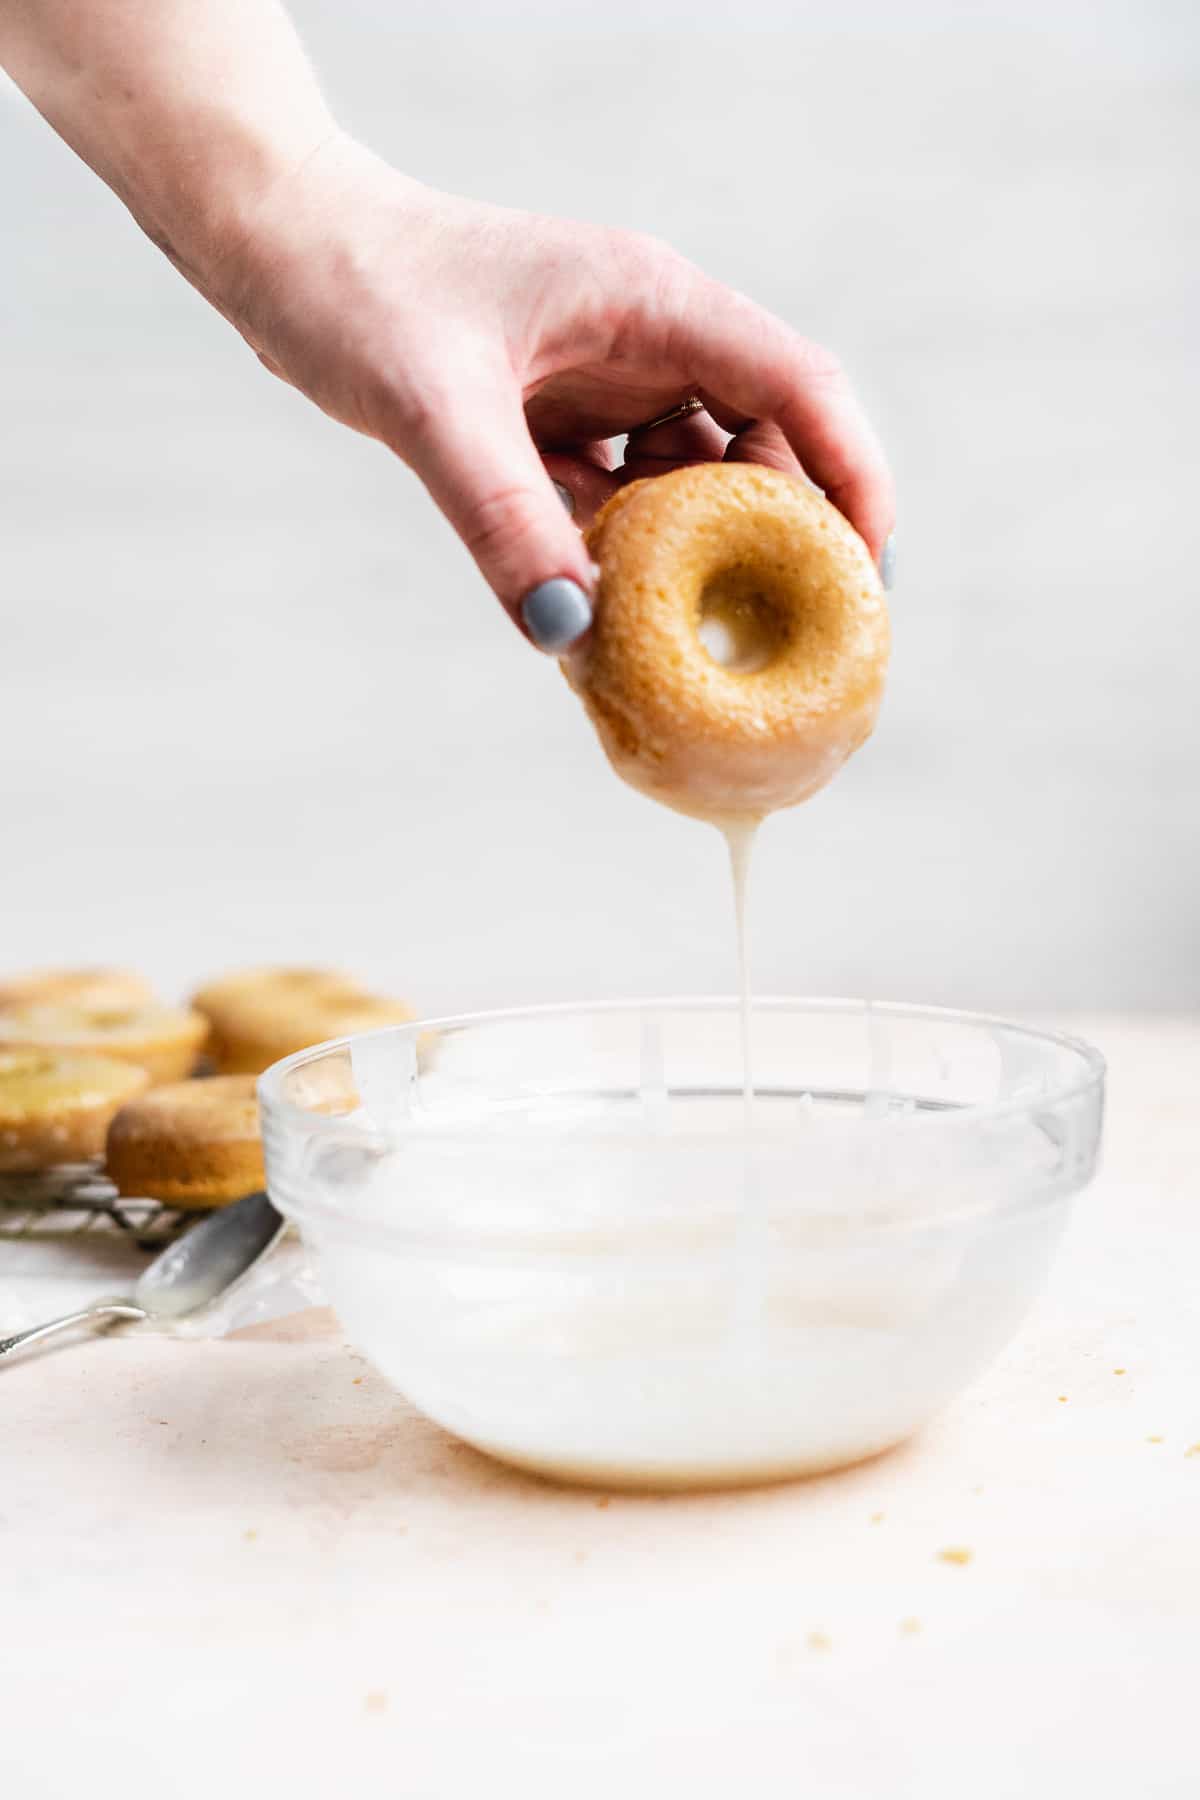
937, 1547, 973, 1566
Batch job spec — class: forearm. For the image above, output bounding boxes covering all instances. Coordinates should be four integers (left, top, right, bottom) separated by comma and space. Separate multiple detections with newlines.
0, 0, 336, 293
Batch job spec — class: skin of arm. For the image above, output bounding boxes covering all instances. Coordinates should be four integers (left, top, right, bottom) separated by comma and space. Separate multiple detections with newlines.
0, 0, 895, 648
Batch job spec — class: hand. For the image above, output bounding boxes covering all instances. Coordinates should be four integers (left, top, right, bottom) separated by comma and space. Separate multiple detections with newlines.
206, 133, 896, 650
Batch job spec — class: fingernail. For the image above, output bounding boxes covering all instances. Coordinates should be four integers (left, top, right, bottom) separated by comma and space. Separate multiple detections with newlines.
552, 480, 576, 518
521, 577, 592, 653
879, 532, 896, 591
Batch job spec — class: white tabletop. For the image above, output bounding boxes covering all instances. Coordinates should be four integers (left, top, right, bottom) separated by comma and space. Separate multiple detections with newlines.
3, 1016, 1197, 1800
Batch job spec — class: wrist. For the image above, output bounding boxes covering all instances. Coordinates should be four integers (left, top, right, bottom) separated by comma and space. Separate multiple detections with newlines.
133, 108, 344, 307
200, 132, 434, 331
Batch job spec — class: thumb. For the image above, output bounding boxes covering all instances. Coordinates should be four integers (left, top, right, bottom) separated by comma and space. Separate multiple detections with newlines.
399, 381, 596, 653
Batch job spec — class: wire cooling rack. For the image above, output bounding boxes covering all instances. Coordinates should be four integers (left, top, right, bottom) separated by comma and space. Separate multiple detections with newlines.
0, 1163, 190, 1249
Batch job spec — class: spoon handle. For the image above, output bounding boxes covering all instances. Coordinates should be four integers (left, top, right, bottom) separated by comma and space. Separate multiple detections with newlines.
0, 1300, 147, 1361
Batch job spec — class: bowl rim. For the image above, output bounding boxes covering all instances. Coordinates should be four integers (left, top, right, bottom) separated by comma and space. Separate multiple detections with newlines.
257, 994, 1106, 1140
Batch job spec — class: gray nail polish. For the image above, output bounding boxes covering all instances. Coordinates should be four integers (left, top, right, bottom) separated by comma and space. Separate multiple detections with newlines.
879, 533, 896, 591
552, 480, 576, 518
521, 577, 592, 653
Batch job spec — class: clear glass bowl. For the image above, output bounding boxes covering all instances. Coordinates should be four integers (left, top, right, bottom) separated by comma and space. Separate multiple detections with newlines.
259, 1000, 1104, 1491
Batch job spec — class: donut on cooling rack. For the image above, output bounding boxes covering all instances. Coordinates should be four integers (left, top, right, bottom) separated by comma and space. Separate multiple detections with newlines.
563, 462, 890, 822
0, 966, 158, 1013
0, 1048, 150, 1172
105, 1075, 265, 1208
191, 966, 414, 1074
0, 1001, 208, 1084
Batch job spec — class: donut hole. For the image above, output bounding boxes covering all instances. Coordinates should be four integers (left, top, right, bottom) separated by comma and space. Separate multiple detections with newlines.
696, 567, 791, 674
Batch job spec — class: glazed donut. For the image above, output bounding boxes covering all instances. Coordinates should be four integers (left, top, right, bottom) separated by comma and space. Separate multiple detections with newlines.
0, 967, 157, 1013
565, 463, 890, 822
0, 1002, 208, 1085
0, 1048, 149, 1172
192, 967, 415, 1075
106, 1075, 265, 1207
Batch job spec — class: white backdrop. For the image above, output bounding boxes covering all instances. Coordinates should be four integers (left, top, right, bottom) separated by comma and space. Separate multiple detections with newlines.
2, 0, 1196, 1015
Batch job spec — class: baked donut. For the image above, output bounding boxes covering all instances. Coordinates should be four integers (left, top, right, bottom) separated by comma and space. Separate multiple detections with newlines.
106, 1075, 265, 1207
192, 967, 414, 1075
0, 1048, 150, 1172
565, 464, 890, 822
0, 967, 156, 1013
0, 1002, 208, 1085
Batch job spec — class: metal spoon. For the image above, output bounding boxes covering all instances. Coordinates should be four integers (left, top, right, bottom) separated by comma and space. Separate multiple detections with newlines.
0, 1190, 284, 1361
